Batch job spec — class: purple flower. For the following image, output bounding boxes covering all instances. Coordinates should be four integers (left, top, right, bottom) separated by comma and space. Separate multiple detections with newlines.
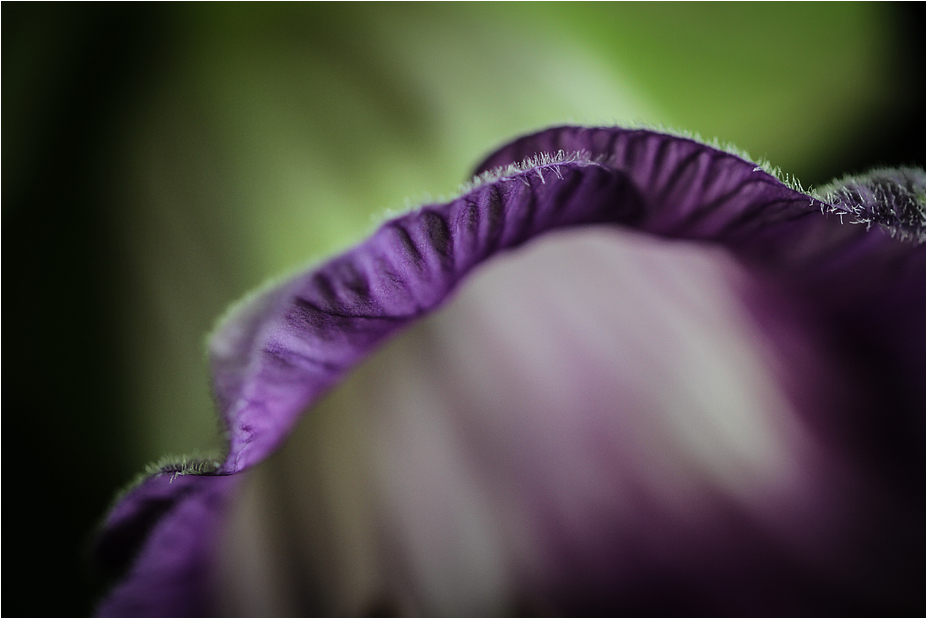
95, 126, 924, 616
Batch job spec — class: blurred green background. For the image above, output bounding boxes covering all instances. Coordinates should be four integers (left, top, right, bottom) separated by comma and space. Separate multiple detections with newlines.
3, 3, 923, 616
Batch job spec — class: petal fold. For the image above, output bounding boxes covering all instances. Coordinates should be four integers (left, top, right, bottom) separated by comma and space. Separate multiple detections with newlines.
95, 125, 925, 616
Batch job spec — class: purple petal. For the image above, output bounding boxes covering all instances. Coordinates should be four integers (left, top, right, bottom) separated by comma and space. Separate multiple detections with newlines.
819, 166, 925, 242
96, 473, 237, 617
212, 127, 921, 474
95, 126, 924, 615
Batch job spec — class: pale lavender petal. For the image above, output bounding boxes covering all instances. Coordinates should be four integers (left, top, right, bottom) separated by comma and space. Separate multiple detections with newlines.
95, 126, 924, 616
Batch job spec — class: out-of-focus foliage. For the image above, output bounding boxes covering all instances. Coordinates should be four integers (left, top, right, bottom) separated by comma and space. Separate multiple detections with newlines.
3, 4, 923, 616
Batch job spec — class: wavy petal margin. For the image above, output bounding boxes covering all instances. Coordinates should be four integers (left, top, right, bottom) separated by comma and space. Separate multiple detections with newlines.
95, 126, 924, 616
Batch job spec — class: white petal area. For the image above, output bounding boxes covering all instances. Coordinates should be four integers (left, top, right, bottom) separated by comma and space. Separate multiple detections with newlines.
217, 227, 842, 615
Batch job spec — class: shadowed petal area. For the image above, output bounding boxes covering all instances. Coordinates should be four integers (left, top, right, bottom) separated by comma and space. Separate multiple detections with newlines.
95, 126, 924, 616
215, 227, 920, 615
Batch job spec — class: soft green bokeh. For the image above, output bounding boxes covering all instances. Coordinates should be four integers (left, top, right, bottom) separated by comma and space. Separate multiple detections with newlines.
103, 3, 898, 473
527, 3, 895, 174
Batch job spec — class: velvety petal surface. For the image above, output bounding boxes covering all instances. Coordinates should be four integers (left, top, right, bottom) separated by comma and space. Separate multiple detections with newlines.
95, 126, 924, 616
211, 127, 922, 477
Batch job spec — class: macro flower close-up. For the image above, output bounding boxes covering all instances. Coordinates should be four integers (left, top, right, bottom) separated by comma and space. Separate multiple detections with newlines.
3, 4, 923, 618
94, 125, 924, 616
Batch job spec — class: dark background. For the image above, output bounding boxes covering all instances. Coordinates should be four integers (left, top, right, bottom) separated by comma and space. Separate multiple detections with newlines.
3, 3, 923, 616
